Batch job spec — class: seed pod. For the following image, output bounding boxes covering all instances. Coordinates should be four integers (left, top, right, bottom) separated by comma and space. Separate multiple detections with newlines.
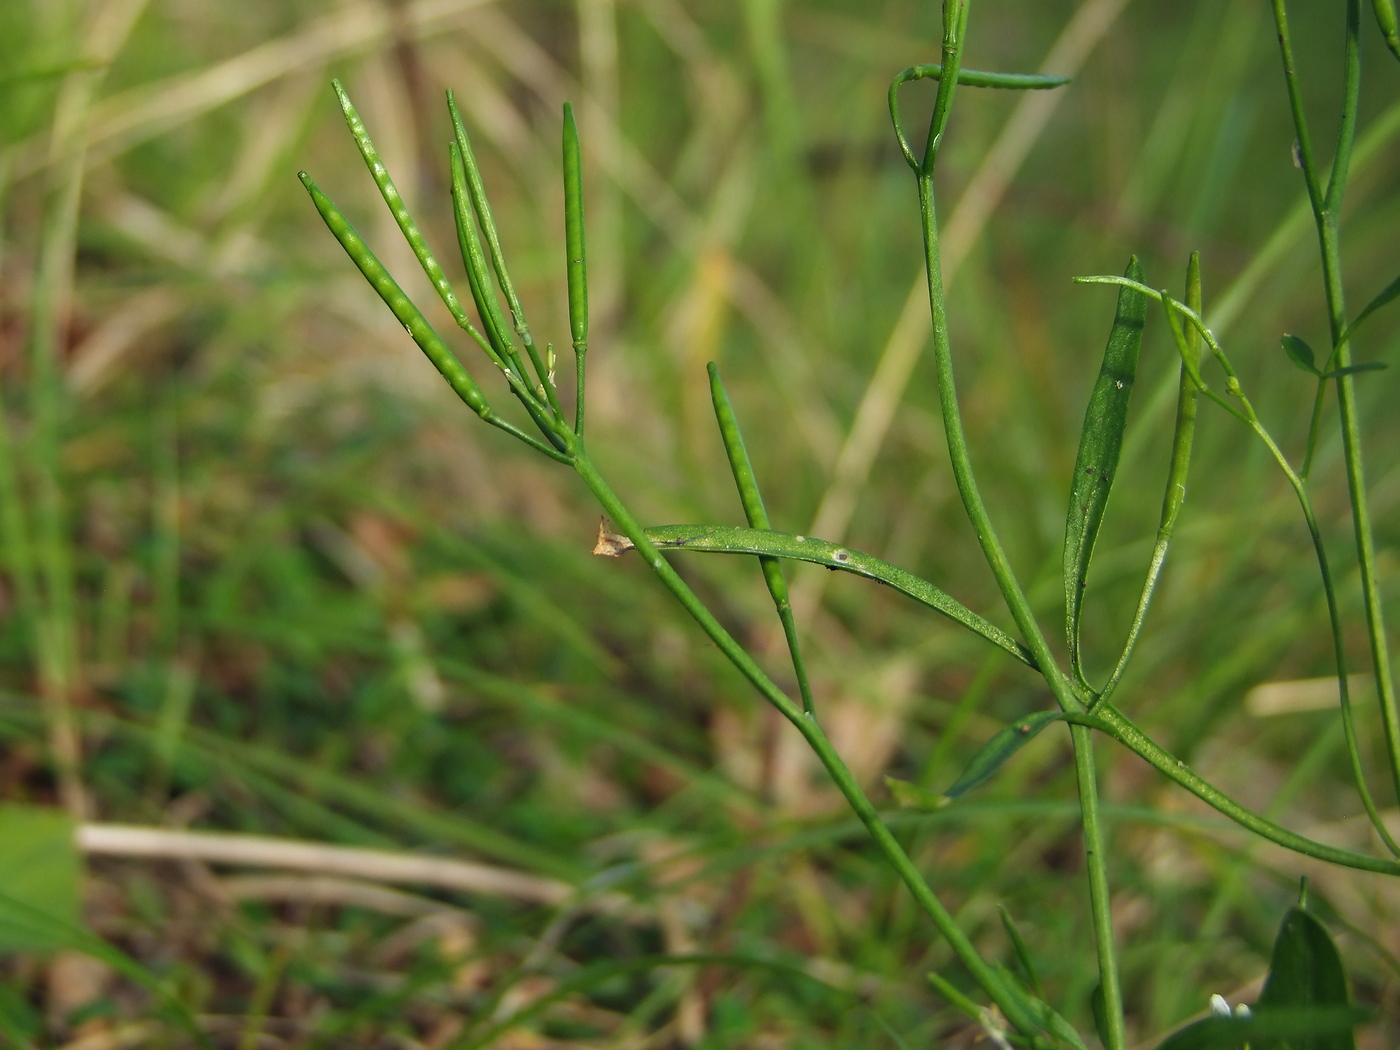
1376, 0, 1400, 61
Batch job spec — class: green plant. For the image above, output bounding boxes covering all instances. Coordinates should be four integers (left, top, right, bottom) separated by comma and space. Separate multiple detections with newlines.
301, 1, 1399, 1045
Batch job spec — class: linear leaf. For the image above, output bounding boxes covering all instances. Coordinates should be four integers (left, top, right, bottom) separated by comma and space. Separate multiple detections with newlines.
943, 711, 1070, 799
1282, 333, 1320, 375
1322, 362, 1387, 378
888, 711, 1115, 808
1342, 270, 1400, 339
1064, 256, 1147, 680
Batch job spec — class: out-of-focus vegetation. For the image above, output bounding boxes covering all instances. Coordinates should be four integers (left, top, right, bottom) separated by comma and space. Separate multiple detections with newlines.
0, 0, 1397, 1046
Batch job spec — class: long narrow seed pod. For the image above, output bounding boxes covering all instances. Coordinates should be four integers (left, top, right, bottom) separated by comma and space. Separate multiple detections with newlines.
708, 364, 815, 715
302, 172, 569, 462
448, 142, 517, 371
332, 82, 473, 333
1376, 0, 1400, 60
447, 92, 559, 413
300, 173, 490, 418
562, 102, 589, 438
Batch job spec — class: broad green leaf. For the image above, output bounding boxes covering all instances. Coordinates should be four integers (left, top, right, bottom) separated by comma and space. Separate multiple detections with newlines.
1064, 256, 1147, 679
1255, 906, 1355, 1049
1282, 334, 1320, 375
1322, 362, 1387, 378
1342, 270, 1400, 340
0, 804, 79, 951
1154, 1008, 1366, 1050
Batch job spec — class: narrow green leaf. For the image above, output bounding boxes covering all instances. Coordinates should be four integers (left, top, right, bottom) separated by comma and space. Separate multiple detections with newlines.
944, 711, 1071, 799
1322, 362, 1387, 378
1154, 1008, 1367, 1050
1343, 269, 1400, 339
889, 711, 1116, 808
299, 172, 492, 419
1282, 334, 1321, 375
1064, 256, 1147, 682
1256, 906, 1355, 1049
998, 906, 1046, 1002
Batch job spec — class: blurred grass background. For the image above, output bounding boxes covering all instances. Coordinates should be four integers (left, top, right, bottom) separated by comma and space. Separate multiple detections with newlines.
0, 0, 1398, 1046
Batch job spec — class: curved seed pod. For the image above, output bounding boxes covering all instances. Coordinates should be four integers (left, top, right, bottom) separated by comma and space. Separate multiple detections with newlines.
1064, 256, 1147, 683
299, 172, 490, 419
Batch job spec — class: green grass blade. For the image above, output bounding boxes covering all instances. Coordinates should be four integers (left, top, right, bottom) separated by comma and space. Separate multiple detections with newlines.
562, 102, 589, 436
1064, 256, 1147, 687
998, 904, 1046, 1002
628, 524, 1037, 667
707, 363, 815, 714
331, 80, 474, 332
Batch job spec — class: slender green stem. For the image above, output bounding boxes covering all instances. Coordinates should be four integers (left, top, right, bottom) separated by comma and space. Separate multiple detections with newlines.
1272, 0, 1400, 808
570, 454, 1068, 1044
634, 524, 1400, 872
708, 366, 815, 714
903, 6, 1120, 1038
1072, 725, 1124, 1050
1096, 703, 1400, 874
1152, 280, 1400, 855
